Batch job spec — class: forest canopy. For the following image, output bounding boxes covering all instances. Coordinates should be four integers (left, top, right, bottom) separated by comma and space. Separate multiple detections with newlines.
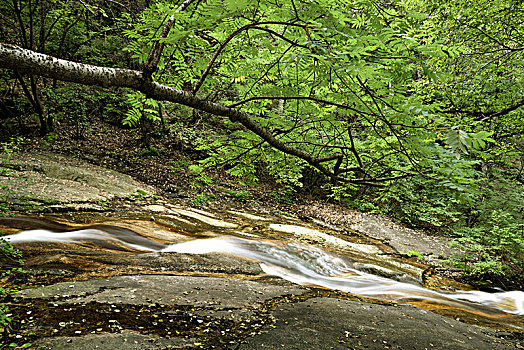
0, 0, 523, 286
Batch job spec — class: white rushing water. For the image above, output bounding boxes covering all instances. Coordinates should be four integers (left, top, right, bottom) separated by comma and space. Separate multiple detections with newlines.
4, 229, 524, 317
163, 236, 524, 316
4, 228, 160, 252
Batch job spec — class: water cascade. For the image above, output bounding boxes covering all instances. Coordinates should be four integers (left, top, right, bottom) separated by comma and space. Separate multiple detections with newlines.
4, 227, 524, 320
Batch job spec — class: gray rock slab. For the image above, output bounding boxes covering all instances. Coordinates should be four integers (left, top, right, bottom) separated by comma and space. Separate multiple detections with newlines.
17, 275, 309, 350
239, 297, 517, 350
0, 152, 154, 206
18, 275, 306, 310
350, 213, 457, 263
34, 330, 196, 349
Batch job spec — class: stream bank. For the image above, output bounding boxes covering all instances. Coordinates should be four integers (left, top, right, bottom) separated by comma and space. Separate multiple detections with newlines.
0, 151, 457, 267
1, 152, 523, 349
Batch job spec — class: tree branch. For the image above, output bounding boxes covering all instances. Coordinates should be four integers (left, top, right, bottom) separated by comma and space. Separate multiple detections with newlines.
143, 0, 195, 78
316, 154, 343, 163
0, 43, 424, 187
0, 44, 333, 177
228, 95, 365, 115
444, 98, 524, 120
481, 99, 524, 120
193, 21, 307, 95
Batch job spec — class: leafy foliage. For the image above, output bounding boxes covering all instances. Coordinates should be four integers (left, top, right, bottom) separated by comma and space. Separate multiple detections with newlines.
123, 91, 161, 132
0, 239, 25, 344
0, 140, 25, 343
0, 0, 522, 286
121, 0, 484, 188
0, 137, 23, 214
405, 0, 524, 285
451, 210, 523, 284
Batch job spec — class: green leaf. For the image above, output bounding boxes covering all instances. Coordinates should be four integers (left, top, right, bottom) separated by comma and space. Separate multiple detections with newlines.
224, 0, 248, 11
446, 127, 470, 154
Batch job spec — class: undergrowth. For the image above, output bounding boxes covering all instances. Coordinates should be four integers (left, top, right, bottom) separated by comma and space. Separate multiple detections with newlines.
338, 171, 524, 290
0, 137, 30, 348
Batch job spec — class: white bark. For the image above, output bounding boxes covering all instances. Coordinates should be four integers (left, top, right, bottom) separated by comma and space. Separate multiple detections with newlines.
0, 43, 343, 181
0, 44, 143, 88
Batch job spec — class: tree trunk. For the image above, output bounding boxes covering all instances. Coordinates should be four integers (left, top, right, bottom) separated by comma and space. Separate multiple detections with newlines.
29, 75, 49, 135
0, 43, 385, 185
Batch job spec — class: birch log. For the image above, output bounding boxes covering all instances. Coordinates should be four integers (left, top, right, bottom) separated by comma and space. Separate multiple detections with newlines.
0, 43, 347, 182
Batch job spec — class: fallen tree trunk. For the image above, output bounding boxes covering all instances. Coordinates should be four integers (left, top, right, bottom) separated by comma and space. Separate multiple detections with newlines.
0, 43, 359, 183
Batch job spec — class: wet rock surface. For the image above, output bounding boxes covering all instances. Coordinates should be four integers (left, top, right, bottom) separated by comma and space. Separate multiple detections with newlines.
19, 275, 309, 349
0, 152, 155, 211
349, 213, 458, 265
18, 275, 306, 309
1, 152, 523, 349
3, 216, 522, 349
9, 274, 523, 350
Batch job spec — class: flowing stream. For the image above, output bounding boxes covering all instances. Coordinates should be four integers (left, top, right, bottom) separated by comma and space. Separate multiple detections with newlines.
4, 225, 524, 322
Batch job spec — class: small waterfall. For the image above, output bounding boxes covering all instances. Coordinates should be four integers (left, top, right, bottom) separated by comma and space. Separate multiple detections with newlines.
4, 228, 524, 318
163, 236, 524, 317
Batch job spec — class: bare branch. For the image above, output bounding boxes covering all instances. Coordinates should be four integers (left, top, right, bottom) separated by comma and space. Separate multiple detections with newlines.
480, 98, 524, 120
337, 166, 365, 174
351, 173, 413, 183
143, 0, 196, 78
250, 26, 309, 49
193, 21, 308, 95
103, 0, 137, 19
316, 154, 343, 163
444, 98, 524, 121
77, 0, 96, 15
228, 95, 365, 115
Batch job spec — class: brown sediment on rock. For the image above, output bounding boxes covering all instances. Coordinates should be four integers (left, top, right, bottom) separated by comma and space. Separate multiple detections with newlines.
1, 152, 523, 349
